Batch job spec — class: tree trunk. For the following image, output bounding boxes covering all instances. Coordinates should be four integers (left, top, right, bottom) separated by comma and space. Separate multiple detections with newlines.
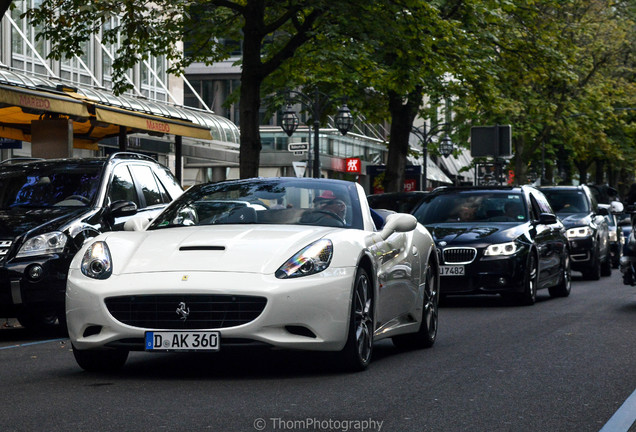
384, 89, 421, 193
595, 160, 604, 185
238, 7, 265, 180
238, 73, 262, 179
576, 161, 589, 184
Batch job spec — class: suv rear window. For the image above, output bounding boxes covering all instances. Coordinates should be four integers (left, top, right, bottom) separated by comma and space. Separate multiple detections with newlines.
0, 163, 102, 209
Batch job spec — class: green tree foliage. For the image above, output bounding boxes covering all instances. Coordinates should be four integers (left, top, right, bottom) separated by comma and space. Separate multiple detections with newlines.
453, 0, 635, 187
268, 0, 504, 192
22, 0, 634, 190
26, 0, 360, 179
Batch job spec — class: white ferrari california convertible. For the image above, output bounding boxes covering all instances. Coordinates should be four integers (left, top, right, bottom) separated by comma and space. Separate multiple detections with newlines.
67, 177, 439, 372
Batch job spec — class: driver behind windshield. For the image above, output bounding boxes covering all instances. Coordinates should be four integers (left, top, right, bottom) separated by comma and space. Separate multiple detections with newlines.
313, 190, 347, 221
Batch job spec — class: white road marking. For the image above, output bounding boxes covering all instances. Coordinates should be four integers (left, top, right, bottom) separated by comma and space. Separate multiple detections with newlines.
600, 388, 636, 432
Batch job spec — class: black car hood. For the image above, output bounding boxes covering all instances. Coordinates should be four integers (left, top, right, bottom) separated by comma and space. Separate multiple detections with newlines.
557, 212, 591, 228
0, 207, 89, 239
425, 223, 521, 246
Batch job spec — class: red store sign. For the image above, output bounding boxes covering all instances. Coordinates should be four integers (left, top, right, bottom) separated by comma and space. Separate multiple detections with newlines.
345, 158, 361, 174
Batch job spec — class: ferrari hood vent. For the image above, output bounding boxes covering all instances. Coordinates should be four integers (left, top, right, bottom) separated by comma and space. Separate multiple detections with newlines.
179, 246, 225, 251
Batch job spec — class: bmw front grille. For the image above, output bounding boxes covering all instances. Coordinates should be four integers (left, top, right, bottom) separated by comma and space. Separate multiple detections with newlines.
442, 247, 477, 264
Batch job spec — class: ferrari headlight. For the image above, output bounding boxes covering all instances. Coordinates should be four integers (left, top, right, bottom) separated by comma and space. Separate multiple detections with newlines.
81, 241, 113, 279
484, 242, 518, 256
16, 231, 68, 258
566, 226, 593, 239
275, 239, 333, 279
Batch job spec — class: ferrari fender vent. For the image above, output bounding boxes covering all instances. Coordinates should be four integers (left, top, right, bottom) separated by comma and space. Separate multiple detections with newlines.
442, 247, 477, 264
104, 294, 267, 330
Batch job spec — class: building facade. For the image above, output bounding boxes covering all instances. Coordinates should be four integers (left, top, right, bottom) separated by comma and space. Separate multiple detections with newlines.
0, 1, 240, 185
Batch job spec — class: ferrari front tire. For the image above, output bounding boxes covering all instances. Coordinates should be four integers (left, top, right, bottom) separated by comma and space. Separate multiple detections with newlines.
338, 267, 373, 372
72, 345, 128, 372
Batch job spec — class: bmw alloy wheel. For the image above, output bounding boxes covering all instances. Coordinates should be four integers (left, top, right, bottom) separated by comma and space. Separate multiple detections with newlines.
519, 252, 537, 305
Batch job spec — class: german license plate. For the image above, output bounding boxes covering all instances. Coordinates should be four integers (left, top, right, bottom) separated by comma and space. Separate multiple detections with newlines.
440, 265, 465, 276
145, 331, 220, 352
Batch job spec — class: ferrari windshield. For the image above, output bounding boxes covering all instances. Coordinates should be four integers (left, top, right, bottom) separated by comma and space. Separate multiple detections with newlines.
414, 191, 528, 224
148, 178, 363, 230
0, 161, 103, 209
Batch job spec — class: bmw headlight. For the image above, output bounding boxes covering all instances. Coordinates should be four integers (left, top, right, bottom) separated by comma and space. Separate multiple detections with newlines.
81, 241, 113, 279
275, 239, 333, 279
16, 231, 68, 258
566, 226, 593, 239
484, 242, 519, 256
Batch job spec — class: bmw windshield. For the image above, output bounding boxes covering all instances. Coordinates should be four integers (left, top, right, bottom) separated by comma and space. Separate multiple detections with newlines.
414, 191, 528, 224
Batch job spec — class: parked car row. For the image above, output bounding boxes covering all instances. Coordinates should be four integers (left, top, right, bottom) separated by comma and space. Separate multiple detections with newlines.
1, 161, 441, 372
369, 184, 625, 305
2, 161, 627, 373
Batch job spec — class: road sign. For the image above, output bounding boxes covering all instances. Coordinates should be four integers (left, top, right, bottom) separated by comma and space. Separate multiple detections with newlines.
470, 125, 512, 157
292, 161, 307, 178
288, 143, 309, 152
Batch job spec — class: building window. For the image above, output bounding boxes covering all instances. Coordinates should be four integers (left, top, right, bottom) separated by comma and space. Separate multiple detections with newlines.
11, 0, 50, 76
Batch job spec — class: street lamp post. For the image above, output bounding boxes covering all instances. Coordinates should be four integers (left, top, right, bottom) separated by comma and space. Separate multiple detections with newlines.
279, 88, 353, 178
411, 123, 453, 191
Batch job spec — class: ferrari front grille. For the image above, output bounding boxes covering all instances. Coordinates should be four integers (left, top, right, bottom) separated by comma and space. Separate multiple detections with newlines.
442, 247, 477, 264
105, 294, 267, 330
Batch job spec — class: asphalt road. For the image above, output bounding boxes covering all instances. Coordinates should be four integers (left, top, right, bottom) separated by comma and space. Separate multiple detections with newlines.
1, 269, 636, 432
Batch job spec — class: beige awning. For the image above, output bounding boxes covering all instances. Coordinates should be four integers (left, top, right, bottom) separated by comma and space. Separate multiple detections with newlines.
0, 69, 238, 146
94, 105, 213, 140
0, 85, 89, 118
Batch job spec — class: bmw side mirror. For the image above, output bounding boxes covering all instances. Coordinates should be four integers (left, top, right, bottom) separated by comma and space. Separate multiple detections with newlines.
380, 213, 417, 239
538, 213, 557, 225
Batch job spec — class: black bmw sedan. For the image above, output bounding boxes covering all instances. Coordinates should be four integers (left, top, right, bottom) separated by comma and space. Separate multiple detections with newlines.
539, 185, 612, 280
412, 186, 571, 305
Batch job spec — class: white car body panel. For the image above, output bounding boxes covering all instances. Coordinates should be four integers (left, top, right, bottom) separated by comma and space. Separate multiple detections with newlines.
66, 178, 437, 360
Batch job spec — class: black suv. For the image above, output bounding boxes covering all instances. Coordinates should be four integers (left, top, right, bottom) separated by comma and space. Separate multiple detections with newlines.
539, 185, 611, 280
0, 153, 182, 329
